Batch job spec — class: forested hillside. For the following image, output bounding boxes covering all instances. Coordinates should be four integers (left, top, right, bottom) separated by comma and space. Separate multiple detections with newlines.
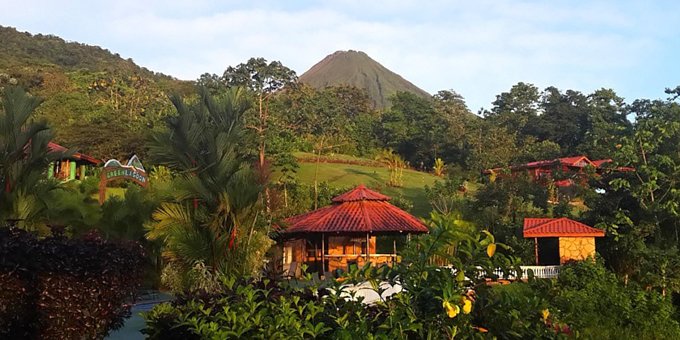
0, 26, 193, 159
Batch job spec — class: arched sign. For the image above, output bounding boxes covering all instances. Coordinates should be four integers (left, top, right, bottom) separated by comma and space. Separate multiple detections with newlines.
98, 155, 148, 205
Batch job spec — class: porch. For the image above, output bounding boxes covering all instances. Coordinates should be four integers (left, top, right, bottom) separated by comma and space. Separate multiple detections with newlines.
282, 234, 403, 276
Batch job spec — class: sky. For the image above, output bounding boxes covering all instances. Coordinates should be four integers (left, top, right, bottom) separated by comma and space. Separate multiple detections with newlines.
1, 0, 679, 111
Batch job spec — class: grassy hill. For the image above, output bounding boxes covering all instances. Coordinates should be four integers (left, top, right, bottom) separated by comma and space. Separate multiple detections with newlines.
299, 50, 430, 109
293, 152, 441, 217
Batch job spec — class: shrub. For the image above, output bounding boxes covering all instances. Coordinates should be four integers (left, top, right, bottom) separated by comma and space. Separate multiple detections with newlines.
143, 214, 524, 338
472, 282, 563, 338
550, 260, 680, 338
0, 227, 146, 339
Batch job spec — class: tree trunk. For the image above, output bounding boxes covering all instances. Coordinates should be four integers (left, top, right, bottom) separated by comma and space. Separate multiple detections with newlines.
314, 138, 324, 210
258, 93, 271, 214
284, 183, 288, 208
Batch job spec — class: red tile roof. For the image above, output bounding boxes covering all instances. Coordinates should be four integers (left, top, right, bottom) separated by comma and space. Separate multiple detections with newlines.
332, 184, 391, 202
280, 185, 429, 235
523, 217, 605, 238
591, 159, 612, 167
558, 156, 593, 167
484, 155, 634, 174
48, 142, 101, 165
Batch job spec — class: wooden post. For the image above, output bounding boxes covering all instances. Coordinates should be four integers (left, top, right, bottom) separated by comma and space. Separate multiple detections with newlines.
98, 170, 107, 205
321, 233, 325, 273
366, 233, 370, 264
534, 237, 539, 265
314, 239, 318, 273
393, 238, 397, 265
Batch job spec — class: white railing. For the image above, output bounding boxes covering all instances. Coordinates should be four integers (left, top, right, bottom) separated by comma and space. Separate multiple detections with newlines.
486, 265, 560, 279
520, 265, 560, 279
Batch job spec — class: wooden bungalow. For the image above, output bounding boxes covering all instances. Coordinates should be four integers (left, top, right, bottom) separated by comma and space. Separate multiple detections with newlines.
524, 217, 605, 265
278, 185, 429, 276
47, 142, 101, 181
484, 155, 633, 187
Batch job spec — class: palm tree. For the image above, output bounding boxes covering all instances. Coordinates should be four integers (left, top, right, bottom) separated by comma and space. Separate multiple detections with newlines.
146, 87, 271, 281
0, 86, 62, 230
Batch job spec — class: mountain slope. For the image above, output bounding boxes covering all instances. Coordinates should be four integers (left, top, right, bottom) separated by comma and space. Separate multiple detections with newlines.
0, 26, 174, 80
299, 50, 430, 109
0, 26, 192, 159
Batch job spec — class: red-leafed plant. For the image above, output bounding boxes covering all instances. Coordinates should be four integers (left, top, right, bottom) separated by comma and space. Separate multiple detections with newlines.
0, 227, 145, 339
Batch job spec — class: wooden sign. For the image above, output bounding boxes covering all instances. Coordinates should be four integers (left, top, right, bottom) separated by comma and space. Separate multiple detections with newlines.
98, 155, 148, 205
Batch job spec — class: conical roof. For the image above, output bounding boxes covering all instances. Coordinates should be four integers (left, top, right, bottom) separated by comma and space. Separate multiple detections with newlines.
331, 184, 391, 202
280, 185, 429, 235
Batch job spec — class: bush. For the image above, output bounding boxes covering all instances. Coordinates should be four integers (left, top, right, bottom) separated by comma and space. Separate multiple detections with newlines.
143, 214, 524, 338
550, 260, 680, 338
0, 227, 146, 339
473, 282, 560, 338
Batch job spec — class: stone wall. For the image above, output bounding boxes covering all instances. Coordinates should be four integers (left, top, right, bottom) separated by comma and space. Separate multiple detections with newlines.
558, 237, 595, 264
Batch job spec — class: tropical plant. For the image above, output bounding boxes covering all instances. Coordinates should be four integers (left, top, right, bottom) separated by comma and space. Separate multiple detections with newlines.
143, 213, 521, 339
375, 148, 406, 187
548, 260, 680, 338
146, 87, 271, 287
0, 86, 62, 231
433, 157, 445, 177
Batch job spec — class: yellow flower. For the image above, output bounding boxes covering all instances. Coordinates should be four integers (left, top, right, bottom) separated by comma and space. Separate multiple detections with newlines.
443, 300, 460, 318
541, 309, 550, 322
461, 296, 473, 314
487, 243, 496, 257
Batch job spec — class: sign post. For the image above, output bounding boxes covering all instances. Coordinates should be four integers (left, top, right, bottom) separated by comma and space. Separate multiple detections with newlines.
98, 155, 148, 205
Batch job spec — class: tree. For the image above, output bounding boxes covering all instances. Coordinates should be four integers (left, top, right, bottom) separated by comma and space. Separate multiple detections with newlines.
485, 82, 540, 134
223, 57, 297, 173
0, 86, 62, 230
433, 90, 474, 166
578, 88, 632, 159
527, 87, 589, 153
146, 87, 270, 281
465, 120, 519, 171
587, 87, 680, 291
379, 91, 444, 166
222, 58, 297, 213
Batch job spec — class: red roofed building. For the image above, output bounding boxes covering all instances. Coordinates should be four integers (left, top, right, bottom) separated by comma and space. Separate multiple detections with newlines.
278, 185, 429, 275
484, 155, 605, 185
484, 155, 634, 202
524, 217, 604, 265
484, 155, 634, 184
47, 142, 101, 181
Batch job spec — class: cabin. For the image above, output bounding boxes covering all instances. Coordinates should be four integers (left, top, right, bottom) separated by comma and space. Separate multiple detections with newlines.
47, 142, 101, 181
524, 217, 605, 265
277, 185, 429, 277
484, 155, 632, 187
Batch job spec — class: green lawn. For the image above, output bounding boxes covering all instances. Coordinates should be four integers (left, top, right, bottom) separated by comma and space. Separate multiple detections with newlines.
293, 152, 382, 165
96, 154, 443, 217
91, 187, 127, 202
295, 160, 442, 217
